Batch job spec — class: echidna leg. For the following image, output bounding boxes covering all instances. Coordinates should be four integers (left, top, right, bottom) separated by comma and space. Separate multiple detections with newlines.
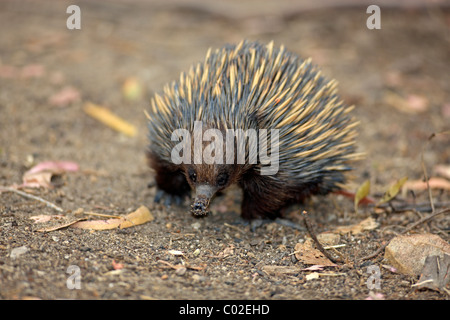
239, 174, 287, 220
147, 153, 191, 206
152, 167, 191, 206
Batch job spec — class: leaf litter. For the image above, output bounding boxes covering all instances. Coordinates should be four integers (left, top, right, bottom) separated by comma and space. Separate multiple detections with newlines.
35, 205, 154, 232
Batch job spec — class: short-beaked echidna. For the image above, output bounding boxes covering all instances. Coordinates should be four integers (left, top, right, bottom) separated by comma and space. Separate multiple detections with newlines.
146, 40, 362, 220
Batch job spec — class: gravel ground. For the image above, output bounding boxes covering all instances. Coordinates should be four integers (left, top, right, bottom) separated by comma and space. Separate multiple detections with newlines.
0, 0, 449, 301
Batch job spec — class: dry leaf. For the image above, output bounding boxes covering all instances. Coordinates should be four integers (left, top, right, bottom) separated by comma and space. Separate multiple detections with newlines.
337, 218, 376, 235
26, 161, 79, 174
354, 180, 370, 213
22, 161, 79, 189
71, 205, 153, 230
83, 102, 137, 137
376, 176, 408, 206
36, 218, 87, 232
71, 218, 122, 230
22, 171, 54, 189
413, 254, 450, 293
333, 217, 379, 235
118, 206, 154, 229
294, 242, 336, 267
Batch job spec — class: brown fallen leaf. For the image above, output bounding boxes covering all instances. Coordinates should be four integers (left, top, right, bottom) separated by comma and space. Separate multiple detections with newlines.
118, 206, 154, 229
22, 171, 54, 189
26, 161, 80, 175
22, 161, 79, 189
71, 205, 153, 230
333, 217, 379, 235
83, 102, 137, 137
294, 241, 337, 267
413, 254, 450, 293
36, 218, 87, 232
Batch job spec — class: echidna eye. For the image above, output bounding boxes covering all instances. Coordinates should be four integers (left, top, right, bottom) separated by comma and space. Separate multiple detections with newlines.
216, 173, 228, 187
188, 169, 197, 182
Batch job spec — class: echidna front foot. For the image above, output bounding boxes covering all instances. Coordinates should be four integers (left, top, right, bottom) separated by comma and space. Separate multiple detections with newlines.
154, 188, 187, 207
240, 192, 283, 220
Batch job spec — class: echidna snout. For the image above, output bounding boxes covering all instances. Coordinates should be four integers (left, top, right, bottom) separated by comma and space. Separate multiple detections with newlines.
191, 184, 216, 216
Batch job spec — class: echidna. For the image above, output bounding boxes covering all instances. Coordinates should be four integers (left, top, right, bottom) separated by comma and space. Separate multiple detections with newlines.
146, 40, 362, 220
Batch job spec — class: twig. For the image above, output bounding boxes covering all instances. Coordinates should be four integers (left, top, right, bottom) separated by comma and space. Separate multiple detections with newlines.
421, 133, 435, 214
0, 186, 63, 212
301, 210, 342, 264
358, 242, 387, 261
224, 222, 245, 233
401, 207, 449, 234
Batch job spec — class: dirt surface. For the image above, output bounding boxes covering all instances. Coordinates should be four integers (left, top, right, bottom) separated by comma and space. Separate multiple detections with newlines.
0, 0, 449, 300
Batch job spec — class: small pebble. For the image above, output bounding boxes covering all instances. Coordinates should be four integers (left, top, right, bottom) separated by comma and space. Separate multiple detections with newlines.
10, 246, 29, 259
